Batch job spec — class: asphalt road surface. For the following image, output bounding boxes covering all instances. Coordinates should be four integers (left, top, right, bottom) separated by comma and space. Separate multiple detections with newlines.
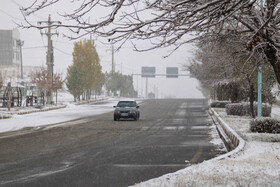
0, 99, 224, 187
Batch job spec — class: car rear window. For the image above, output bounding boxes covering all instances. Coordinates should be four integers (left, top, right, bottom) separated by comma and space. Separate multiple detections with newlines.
117, 101, 136, 107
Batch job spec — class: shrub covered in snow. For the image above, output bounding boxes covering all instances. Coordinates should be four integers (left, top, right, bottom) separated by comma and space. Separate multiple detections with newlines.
250, 117, 280, 133
225, 103, 271, 117
210, 101, 231, 108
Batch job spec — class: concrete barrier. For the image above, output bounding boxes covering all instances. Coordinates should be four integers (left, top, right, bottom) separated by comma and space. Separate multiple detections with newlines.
209, 108, 245, 160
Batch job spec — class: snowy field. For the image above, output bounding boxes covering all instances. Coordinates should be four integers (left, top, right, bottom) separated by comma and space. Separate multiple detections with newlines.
133, 108, 280, 187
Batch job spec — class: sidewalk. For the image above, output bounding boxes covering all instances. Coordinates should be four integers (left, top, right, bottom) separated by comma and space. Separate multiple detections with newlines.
133, 107, 280, 187
0, 91, 115, 134
0, 91, 108, 118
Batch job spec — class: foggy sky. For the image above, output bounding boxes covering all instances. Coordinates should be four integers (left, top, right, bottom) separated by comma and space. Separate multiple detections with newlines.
0, 0, 204, 98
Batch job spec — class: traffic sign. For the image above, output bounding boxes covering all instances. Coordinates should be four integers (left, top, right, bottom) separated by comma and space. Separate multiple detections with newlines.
166, 67, 178, 78
141, 67, 156, 78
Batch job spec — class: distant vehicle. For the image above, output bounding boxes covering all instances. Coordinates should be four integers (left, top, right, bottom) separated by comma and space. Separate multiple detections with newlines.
113, 99, 140, 121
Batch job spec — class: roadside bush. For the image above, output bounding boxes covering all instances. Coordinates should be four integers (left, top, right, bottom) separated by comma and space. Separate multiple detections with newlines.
225, 103, 271, 117
250, 118, 280, 133
210, 101, 231, 108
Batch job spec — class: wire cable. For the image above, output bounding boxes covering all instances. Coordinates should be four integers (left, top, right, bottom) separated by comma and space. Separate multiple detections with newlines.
10, 0, 46, 20
22, 46, 47, 50
0, 9, 24, 21
54, 47, 72, 56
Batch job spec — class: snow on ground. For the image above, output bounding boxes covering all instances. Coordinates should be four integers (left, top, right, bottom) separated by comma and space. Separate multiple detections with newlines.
0, 91, 144, 134
134, 141, 280, 187
0, 92, 119, 133
133, 108, 280, 187
0, 101, 116, 133
272, 104, 280, 119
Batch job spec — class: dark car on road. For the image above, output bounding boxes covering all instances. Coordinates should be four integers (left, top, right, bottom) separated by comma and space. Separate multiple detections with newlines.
114, 99, 140, 121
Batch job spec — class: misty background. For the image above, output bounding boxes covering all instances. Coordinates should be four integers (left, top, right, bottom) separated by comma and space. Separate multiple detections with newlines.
0, 0, 204, 98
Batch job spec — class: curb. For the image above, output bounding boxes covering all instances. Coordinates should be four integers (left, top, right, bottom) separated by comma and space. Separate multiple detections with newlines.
16, 105, 67, 115
0, 114, 12, 119
75, 98, 109, 105
0, 98, 109, 117
211, 114, 234, 152
208, 108, 246, 160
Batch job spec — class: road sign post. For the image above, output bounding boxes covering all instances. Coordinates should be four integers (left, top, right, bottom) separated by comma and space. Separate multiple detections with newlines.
141, 67, 156, 98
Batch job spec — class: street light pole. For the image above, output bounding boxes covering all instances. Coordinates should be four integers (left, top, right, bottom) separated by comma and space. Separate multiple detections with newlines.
17, 40, 24, 79
257, 57, 262, 117
111, 44, 115, 75
257, 0, 264, 117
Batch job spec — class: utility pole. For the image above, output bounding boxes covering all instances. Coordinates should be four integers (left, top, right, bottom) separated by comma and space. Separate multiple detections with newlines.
17, 40, 24, 79
7, 82, 11, 111
111, 44, 115, 75
146, 77, 148, 98
38, 15, 61, 104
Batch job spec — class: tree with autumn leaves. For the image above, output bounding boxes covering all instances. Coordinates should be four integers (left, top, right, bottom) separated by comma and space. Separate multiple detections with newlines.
31, 67, 64, 105
66, 40, 102, 101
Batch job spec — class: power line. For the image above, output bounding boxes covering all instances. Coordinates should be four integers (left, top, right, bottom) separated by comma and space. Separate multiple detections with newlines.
54, 47, 72, 56
10, 0, 46, 20
0, 9, 24, 21
54, 41, 74, 45
22, 46, 47, 50
10, 0, 21, 7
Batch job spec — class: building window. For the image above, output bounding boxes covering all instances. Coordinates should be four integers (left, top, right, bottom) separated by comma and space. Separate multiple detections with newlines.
16, 52, 19, 60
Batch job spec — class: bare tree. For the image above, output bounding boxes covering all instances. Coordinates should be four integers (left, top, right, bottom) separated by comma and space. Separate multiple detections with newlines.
21, 1, 280, 84
189, 34, 275, 117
